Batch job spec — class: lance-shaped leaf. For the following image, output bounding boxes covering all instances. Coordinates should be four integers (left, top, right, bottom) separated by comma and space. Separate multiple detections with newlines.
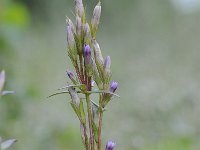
47, 91, 70, 98
92, 122, 99, 144
80, 123, 85, 145
87, 90, 119, 98
79, 99, 86, 124
57, 84, 86, 93
70, 100, 85, 125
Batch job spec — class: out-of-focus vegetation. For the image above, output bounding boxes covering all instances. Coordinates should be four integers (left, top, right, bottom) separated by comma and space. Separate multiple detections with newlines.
0, 0, 200, 150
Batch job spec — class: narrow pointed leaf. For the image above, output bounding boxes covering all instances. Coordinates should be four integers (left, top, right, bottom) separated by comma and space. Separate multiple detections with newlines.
88, 90, 120, 97
70, 101, 81, 119
79, 100, 86, 124
47, 91, 70, 98
92, 122, 99, 143
57, 84, 84, 90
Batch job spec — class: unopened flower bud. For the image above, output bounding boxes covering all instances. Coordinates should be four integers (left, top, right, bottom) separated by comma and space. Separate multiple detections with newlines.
83, 44, 92, 65
84, 23, 92, 43
104, 56, 111, 69
76, 16, 82, 37
109, 81, 118, 93
83, 23, 90, 35
66, 70, 77, 84
68, 87, 80, 106
66, 17, 75, 33
67, 70, 74, 80
106, 141, 116, 150
93, 40, 104, 67
0, 70, 5, 93
67, 25, 76, 50
91, 2, 101, 36
104, 56, 111, 78
75, 0, 85, 19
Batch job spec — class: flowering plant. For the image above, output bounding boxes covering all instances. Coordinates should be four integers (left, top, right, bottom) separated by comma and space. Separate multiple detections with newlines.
50, 0, 119, 150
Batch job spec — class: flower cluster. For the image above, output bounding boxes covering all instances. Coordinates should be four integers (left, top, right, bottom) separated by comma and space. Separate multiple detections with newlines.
55, 0, 119, 150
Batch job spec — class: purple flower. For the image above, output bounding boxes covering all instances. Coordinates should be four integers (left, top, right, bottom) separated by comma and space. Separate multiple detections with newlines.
84, 44, 92, 65
109, 81, 118, 93
106, 140, 116, 150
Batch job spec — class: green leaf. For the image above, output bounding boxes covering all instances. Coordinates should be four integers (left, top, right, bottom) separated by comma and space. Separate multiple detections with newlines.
70, 102, 81, 119
92, 122, 99, 143
57, 84, 85, 90
47, 91, 70, 98
88, 90, 120, 97
79, 100, 86, 124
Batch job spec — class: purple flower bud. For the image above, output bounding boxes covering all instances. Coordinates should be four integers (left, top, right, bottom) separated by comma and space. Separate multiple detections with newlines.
91, 2, 101, 33
84, 44, 92, 65
83, 23, 90, 34
109, 81, 118, 93
66, 17, 75, 33
106, 140, 116, 150
93, 40, 104, 66
104, 56, 111, 70
0, 70, 5, 92
76, 16, 82, 37
75, 0, 85, 19
84, 23, 91, 42
66, 70, 75, 80
67, 25, 75, 50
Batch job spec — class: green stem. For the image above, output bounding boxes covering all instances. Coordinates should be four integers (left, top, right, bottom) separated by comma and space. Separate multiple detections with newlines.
83, 124, 89, 150
97, 111, 103, 150
86, 94, 94, 150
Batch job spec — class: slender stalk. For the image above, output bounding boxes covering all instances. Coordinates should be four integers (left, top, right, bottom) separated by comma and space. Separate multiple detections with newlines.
86, 93, 94, 150
97, 111, 103, 150
83, 124, 89, 150
79, 55, 84, 83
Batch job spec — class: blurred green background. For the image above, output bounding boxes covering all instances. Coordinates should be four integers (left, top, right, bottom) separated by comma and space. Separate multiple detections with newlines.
1, 0, 200, 149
